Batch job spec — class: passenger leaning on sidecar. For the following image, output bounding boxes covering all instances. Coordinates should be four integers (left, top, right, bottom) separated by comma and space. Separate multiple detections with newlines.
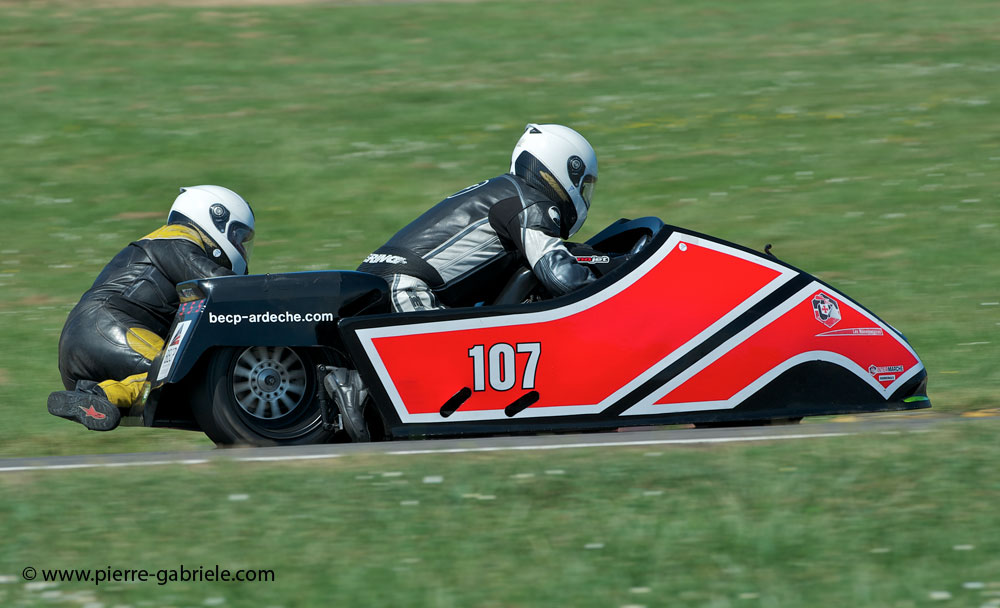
357, 123, 601, 311
48, 185, 256, 432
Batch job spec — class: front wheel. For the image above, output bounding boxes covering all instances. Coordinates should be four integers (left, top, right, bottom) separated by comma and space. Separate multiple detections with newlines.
192, 346, 337, 447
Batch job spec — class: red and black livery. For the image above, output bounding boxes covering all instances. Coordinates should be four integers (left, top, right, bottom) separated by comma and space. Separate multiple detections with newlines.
137, 217, 929, 446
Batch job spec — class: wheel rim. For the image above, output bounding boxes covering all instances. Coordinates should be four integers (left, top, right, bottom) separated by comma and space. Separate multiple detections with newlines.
232, 346, 308, 421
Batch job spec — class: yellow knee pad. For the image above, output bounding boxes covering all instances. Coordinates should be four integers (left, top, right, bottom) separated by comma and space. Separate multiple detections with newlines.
126, 327, 165, 361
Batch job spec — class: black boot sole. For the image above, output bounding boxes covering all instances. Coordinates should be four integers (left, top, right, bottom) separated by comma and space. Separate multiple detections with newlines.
47, 391, 121, 432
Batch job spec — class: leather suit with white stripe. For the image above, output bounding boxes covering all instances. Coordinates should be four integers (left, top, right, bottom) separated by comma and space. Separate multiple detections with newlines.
357, 174, 597, 309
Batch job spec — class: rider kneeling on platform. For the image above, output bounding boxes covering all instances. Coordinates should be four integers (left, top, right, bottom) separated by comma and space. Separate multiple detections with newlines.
48, 185, 256, 431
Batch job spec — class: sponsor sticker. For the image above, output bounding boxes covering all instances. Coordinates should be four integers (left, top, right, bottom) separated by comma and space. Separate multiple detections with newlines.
156, 320, 192, 381
878, 374, 897, 382
575, 255, 611, 264
869, 364, 905, 376
811, 292, 841, 328
362, 253, 407, 265
816, 327, 884, 337
207, 311, 336, 325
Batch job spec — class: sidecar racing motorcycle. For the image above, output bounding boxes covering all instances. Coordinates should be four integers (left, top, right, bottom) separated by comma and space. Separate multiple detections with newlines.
132, 217, 930, 446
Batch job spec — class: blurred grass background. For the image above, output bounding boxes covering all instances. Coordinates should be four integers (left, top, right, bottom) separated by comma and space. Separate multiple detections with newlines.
1, 0, 997, 456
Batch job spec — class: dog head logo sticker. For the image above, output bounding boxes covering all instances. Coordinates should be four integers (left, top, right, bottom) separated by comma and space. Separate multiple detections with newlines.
812, 292, 841, 328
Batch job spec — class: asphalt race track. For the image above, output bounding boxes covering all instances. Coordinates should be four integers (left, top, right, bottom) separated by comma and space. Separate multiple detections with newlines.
2, 413, 991, 474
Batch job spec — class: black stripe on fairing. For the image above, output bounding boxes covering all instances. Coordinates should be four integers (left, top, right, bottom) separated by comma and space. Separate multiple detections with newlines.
603, 275, 813, 417
439, 387, 473, 418
505, 391, 540, 417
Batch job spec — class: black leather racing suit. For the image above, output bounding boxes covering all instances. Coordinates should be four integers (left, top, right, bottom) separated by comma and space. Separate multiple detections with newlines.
58, 224, 233, 399
357, 174, 597, 309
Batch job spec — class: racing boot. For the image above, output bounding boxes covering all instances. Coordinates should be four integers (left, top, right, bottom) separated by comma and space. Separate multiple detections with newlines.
47, 388, 121, 432
323, 367, 370, 442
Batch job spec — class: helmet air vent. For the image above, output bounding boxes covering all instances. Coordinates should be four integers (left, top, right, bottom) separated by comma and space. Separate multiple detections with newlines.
209, 203, 230, 233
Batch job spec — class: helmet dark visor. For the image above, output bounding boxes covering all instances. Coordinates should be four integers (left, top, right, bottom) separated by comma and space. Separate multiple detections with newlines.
228, 221, 255, 261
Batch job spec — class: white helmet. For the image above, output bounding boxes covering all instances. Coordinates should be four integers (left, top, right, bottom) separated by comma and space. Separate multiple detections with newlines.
168, 185, 256, 275
510, 123, 598, 238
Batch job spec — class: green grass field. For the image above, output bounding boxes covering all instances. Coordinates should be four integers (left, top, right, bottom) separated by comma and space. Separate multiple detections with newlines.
0, 1, 998, 605
2, 421, 1000, 607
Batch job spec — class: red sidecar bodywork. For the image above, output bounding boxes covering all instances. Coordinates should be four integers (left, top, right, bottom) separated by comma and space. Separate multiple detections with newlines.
338, 219, 928, 436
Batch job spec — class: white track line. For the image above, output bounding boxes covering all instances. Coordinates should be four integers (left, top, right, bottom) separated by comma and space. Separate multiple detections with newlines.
0, 459, 210, 473
385, 432, 851, 454
0, 432, 851, 473
235, 454, 343, 463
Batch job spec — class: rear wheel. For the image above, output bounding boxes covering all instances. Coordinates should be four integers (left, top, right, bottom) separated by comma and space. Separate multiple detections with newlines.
192, 346, 337, 446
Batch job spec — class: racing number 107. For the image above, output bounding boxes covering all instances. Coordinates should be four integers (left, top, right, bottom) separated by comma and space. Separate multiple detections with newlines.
468, 342, 540, 392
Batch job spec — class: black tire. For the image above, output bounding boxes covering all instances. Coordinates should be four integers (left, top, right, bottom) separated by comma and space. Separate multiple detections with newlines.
192, 346, 337, 447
